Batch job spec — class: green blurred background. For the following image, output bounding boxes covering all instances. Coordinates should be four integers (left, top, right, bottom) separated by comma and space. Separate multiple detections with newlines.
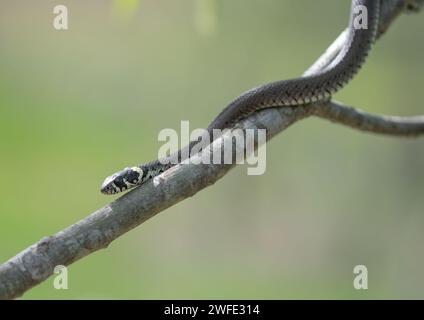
0, 0, 423, 299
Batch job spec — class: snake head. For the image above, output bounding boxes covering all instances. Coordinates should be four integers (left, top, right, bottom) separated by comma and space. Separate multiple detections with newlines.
100, 166, 144, 195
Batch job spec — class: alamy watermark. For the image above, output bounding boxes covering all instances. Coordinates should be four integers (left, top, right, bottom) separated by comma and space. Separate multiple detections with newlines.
157, 121, 267, 176
353, 265, 368, 290
353, 5, 369, 30
53, 265, 69, 290
53, 5, 68, 30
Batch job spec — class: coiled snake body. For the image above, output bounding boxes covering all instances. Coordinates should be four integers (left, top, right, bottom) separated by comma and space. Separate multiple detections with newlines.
101, 0, 381, 195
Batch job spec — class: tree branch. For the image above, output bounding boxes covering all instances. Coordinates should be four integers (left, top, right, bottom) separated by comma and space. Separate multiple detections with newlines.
1, 0, 423, 300
312, 101, 424, 136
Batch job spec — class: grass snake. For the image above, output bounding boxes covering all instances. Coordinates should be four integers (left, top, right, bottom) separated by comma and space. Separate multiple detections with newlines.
101, 0, 381, 195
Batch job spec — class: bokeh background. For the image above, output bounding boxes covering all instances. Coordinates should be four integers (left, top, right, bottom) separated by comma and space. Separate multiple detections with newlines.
0, 0, 423, 299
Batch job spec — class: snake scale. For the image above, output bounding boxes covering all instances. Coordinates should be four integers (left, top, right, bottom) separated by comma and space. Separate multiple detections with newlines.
101, 0, 381, 195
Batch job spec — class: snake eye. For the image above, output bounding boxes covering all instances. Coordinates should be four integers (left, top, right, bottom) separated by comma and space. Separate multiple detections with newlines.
127, 167, 144, 184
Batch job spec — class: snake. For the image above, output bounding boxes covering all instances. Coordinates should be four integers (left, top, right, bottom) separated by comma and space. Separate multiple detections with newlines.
100, 0, 381, 195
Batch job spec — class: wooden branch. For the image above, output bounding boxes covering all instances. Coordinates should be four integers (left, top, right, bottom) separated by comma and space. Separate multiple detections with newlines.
0, 0, 423, 300
313, 101, 424, 136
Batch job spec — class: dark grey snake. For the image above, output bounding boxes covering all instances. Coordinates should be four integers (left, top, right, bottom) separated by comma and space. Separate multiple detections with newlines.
101, 0, 381, 195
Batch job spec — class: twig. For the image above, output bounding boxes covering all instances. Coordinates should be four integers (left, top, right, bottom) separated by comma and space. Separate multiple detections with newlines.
313, 101, 424, 136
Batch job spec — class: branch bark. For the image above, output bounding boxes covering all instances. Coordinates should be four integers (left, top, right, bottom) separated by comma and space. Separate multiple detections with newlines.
1, 0, 423, 300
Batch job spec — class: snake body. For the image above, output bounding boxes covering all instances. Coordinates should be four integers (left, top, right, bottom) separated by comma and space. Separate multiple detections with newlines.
101, 0, 381, 195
